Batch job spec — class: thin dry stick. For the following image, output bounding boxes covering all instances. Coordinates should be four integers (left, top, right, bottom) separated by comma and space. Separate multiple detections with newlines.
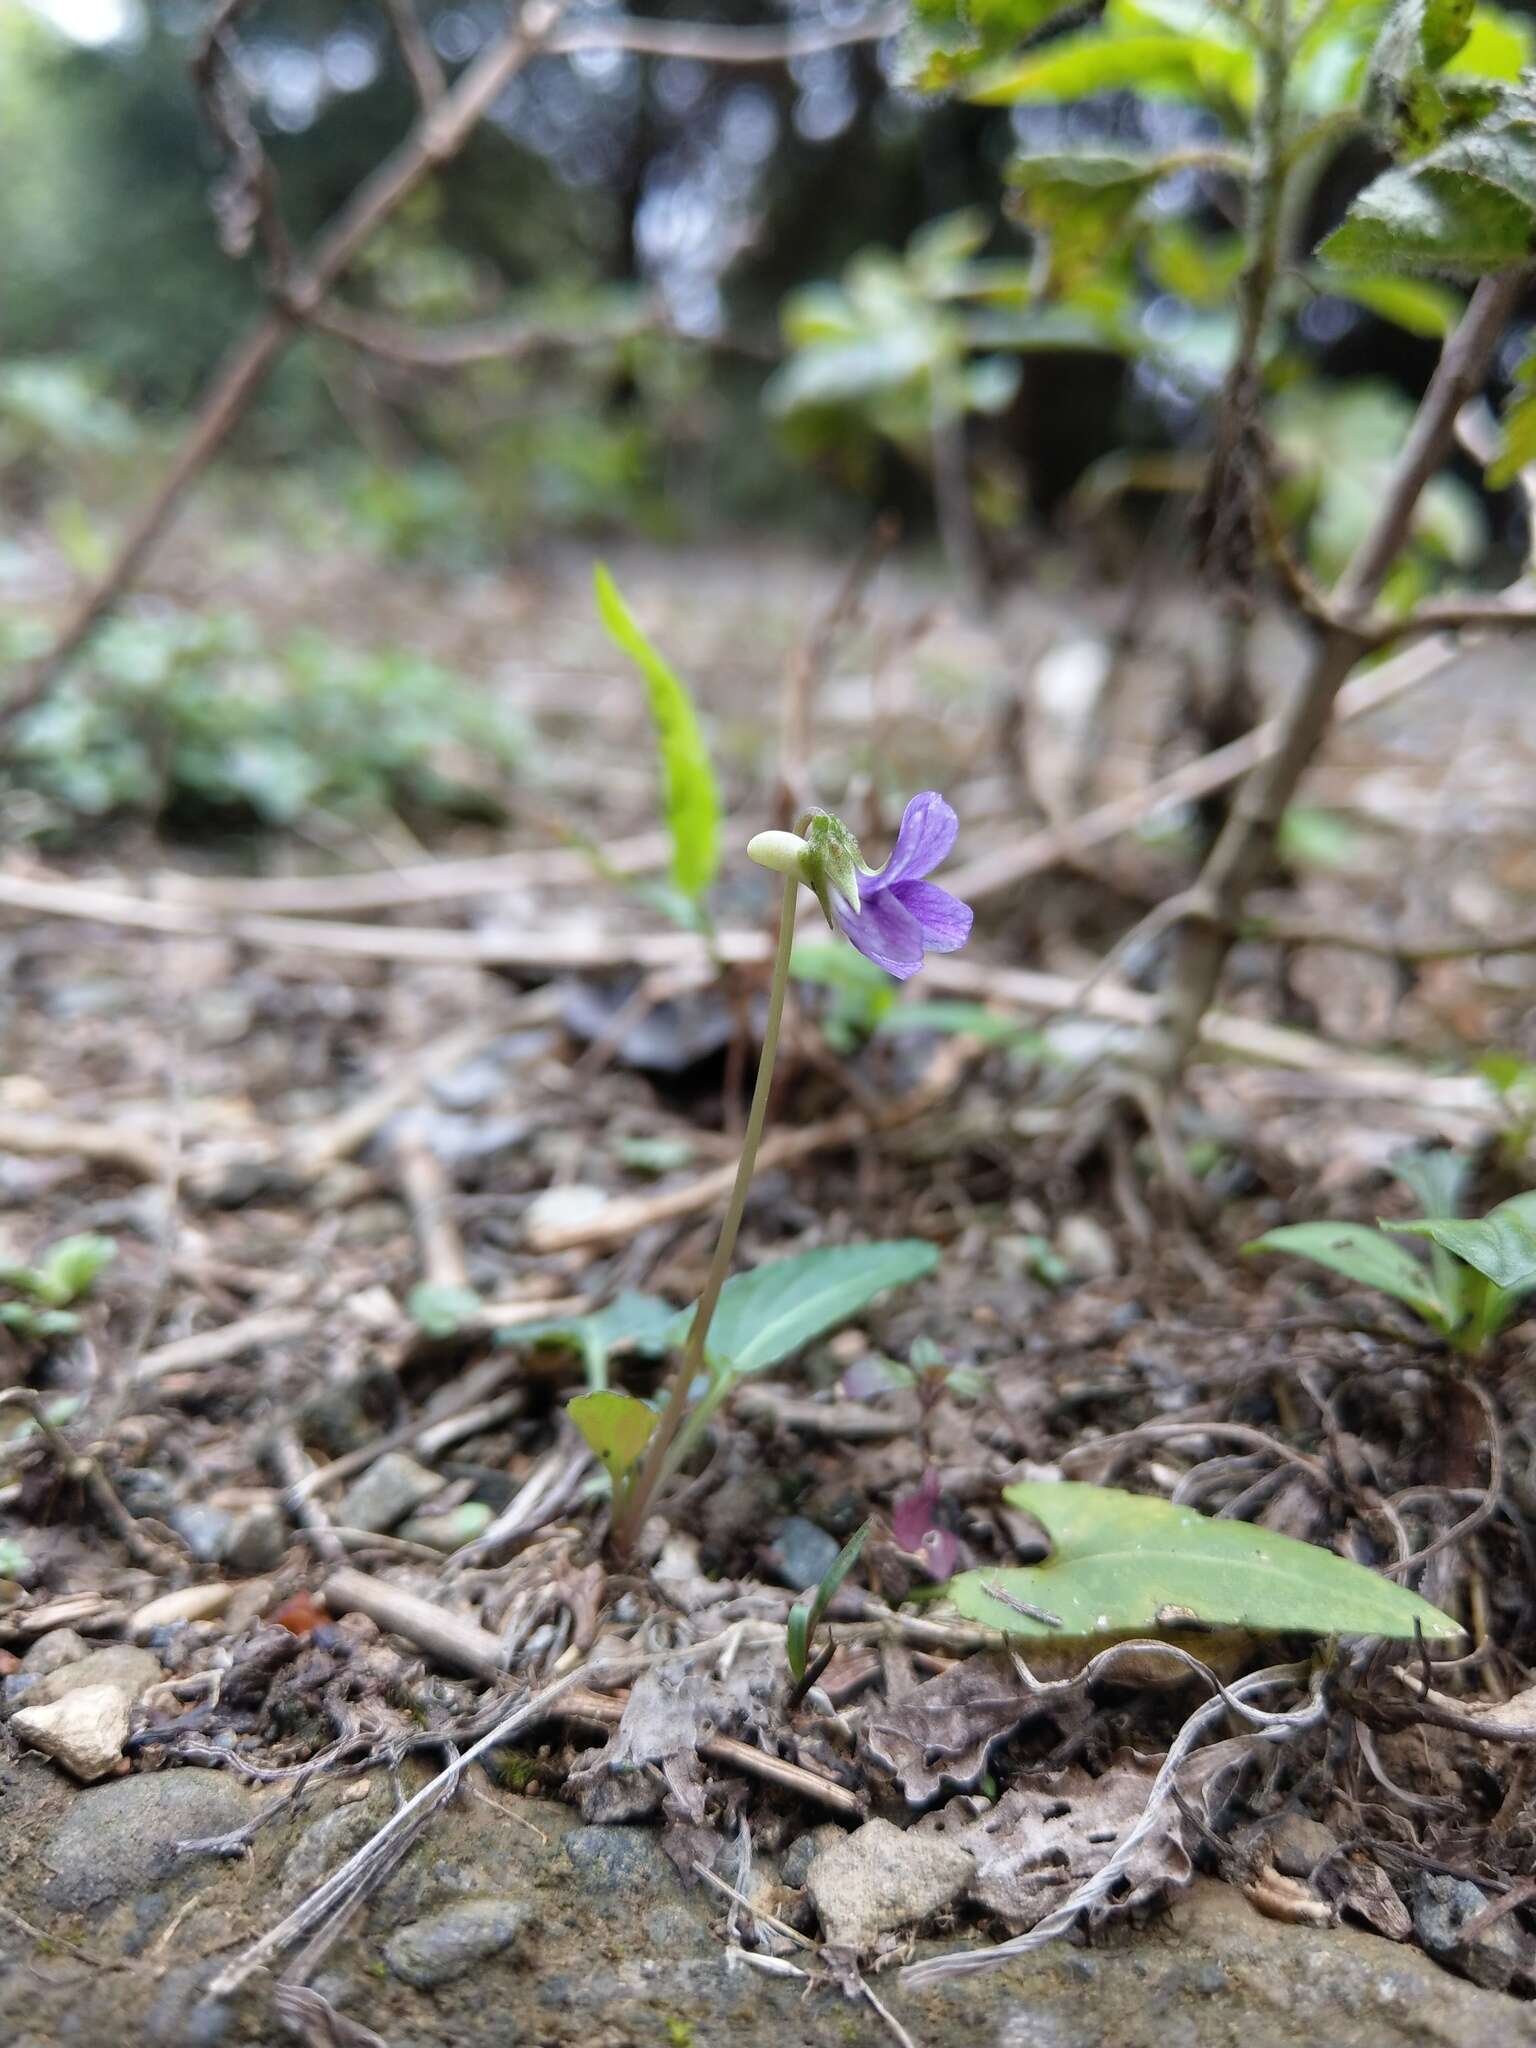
394, 1120, 469, 1291
133, 1307, 313, 1385
145, 825, 675, 913
267, 1424, 346, 1566
324, 1566, 508, 1678
382, 0, 445, 108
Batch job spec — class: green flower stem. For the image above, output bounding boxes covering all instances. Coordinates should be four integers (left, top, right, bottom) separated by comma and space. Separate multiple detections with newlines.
610, 874, 800, 1556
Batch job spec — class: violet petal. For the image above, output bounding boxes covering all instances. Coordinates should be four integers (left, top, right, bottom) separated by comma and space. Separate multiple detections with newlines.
878, 792, 959, 889
835, 885, 925, 979
889, 878, 974, 953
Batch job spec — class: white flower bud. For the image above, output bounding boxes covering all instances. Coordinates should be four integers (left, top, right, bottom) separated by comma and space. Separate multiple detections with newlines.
746, 829, 811, 878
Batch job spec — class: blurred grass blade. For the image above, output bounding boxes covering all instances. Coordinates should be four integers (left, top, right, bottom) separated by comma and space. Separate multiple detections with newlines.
594, 563, 720, 903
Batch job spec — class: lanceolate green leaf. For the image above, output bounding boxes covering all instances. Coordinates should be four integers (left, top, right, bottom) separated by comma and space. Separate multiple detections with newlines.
1322, 271, 1463, 335
945, 1481, 1461, 1640
973, 29, 1254, 107
787, 1520, 871, 1680
594, 565, 720, 902
568, 1390, 657, 1482
668, 1241, 939, 1377
1243, 1221, 1449, 1326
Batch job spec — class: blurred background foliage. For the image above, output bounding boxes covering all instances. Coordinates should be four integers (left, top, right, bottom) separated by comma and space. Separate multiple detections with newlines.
2, 0, 1532, 573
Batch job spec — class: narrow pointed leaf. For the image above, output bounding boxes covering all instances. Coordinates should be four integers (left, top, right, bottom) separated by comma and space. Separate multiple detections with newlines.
944, 1481, 1462, 1640
788, 1519, 871, 1680
1384, 1192, 1536, 1293
503, 1292, 676, 1392
594, 565, 720, 902
1244, 1221, 1449, 1325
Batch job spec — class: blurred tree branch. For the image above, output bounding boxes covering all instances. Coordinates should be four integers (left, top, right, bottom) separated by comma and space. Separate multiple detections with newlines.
4, 0, 900, 722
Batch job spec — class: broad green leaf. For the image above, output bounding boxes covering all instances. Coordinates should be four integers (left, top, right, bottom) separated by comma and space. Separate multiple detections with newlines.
905, 0, 1094, 89
945, 1480, 1462, 1639
1445, 4, 1534, 82
972, 28, 1254, 108
505, 1291, 676, 1392
787, 1520, 871, 1680
568, 1390, 657, 1481
1243, 1221, 1449, 1325
1384, 1192, 1536, 1292
1320, 164, 1536, 275
668, 1241, 940, 1377
1323, 271, 1463, 335
408, 1283, 482, 1339
594, 565, 720, 902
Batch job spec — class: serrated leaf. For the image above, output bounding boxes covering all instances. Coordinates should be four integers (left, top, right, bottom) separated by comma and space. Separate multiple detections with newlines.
1320, 164, 1536, 275
945, 1481, 1462, 1640
594, 565, 720, 903
1243, 1221, 1450, 1326
568, 1390, 657, 1481
668, 1241, 940, 1377
505, 1291, 676, 1391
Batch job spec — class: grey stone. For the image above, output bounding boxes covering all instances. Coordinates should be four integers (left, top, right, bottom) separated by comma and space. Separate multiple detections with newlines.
1413, 1872, 1536, 1992
41, 1767, 255, 1911
170, 1505, 235, 1564
19, 1628, 91, 1675
1268, 1813, 1339, 1879
1055, 1212, 1120, 1280
23, 1643, 162, 1709
336, 1452, 443, 1534
768, 1515, 840, 1590
781, 1824, 845, 1890
12, 1684, 131, 1782
397, 1502, 494, 1552
383, 1897, 528, 1988
278, 1801, 380, 1901
807, 1816, 974, 1950
223, 1502, 287, 1574
563, 1824, 680, 1895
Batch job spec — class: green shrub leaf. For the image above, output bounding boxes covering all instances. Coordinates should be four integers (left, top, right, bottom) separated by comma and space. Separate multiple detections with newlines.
669, 1241, 940, 1377
594, 564, 720, 903
945, 1481, 1462, 1639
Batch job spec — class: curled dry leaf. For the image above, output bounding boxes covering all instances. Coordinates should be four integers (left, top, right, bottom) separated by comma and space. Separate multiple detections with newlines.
860, 1650, 1054, 1804
922, 1738, 1257, 1936
567, 1644, 776, 1824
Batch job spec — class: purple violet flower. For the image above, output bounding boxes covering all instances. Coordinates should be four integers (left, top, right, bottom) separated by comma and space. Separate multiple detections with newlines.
834, 792, 973, 981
